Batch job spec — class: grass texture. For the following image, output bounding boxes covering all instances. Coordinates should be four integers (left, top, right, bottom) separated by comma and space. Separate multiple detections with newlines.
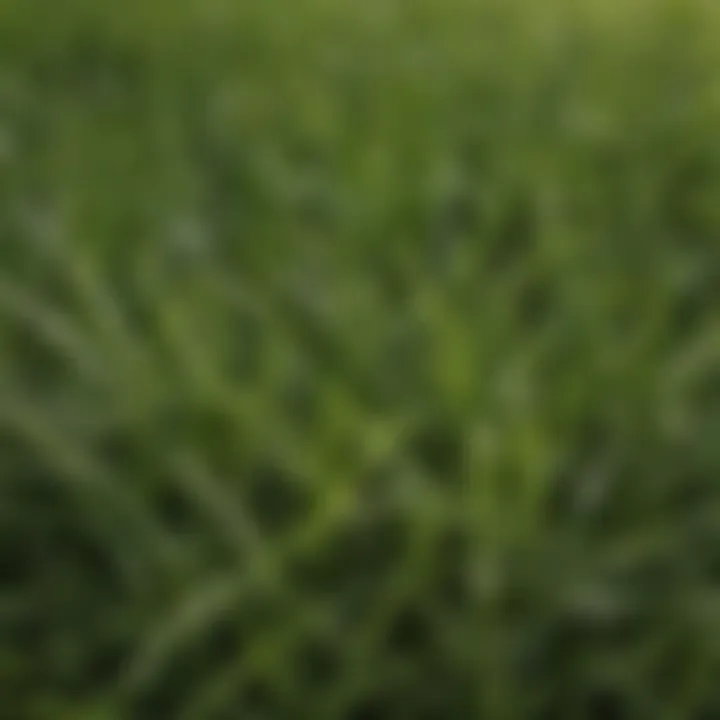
1, 0, 720, 717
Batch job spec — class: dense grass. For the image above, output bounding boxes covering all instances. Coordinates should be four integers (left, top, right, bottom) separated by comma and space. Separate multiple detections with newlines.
2, 0, 720, 717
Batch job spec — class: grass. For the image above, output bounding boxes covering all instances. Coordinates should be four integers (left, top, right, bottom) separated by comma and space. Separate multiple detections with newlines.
1, 0, 720, 717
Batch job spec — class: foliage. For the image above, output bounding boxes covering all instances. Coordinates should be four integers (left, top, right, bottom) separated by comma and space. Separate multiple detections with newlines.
1, 0, 720, 717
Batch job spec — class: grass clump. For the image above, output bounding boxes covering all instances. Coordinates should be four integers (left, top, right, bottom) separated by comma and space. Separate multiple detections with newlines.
1, 0, 720, 717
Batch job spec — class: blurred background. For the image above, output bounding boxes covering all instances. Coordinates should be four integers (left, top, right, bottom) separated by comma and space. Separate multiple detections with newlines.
1, 0, 720, 717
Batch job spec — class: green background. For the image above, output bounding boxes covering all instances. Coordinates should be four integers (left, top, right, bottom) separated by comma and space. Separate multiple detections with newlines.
1, 0, 720, 717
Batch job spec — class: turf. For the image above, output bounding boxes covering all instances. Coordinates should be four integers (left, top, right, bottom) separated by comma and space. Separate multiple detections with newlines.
1, 0, 720, 717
